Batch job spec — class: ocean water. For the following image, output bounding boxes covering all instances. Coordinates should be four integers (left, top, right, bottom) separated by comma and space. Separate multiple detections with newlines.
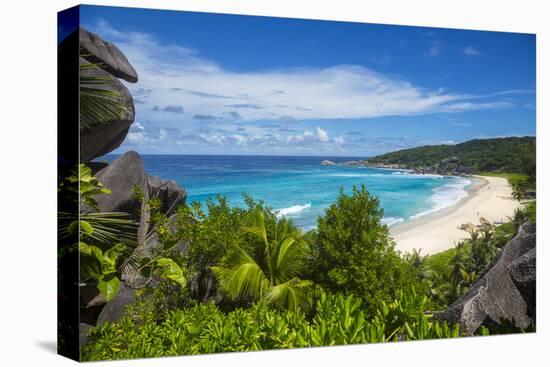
105, 155, 472, 230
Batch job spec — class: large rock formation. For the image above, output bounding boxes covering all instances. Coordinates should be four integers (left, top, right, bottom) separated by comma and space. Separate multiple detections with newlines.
508, 247, 536, 317
74, 29, 190, 334
79, 27, 138, 83
93, 151, 187, 242
434, 222, 536, 334
79, 28, 137, 162
96, 283, 136, 325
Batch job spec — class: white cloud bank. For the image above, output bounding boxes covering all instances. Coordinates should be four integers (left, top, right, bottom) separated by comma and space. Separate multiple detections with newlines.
91, 21, 519, 125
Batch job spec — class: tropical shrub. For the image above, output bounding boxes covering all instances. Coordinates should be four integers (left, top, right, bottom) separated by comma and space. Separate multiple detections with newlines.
212, 209, 315, 311
311, 185, 416, 315
81, 291, 475, 361
58, 164, 188, 301
58, 164, 138, 301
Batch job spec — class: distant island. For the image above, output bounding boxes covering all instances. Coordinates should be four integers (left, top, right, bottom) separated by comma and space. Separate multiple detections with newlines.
324, 136, 536, 177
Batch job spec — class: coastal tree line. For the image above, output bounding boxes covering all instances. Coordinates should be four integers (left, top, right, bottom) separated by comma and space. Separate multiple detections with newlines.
366, 136, 535, 178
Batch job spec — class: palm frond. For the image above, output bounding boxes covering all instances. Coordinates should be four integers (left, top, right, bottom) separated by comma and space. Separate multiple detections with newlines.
79, 62, 126, 133
263, 278, 312, 312
213, 210, 314, 311
242, 210, 268, 246
272, 236, 308, 282
59, 211, 139, 281
59, 211, 137, 246
212, 246, 269, 300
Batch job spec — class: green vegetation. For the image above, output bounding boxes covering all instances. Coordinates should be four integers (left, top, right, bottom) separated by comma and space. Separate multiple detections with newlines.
72, 163, 535, 361
478, 171, 536, 201
368, 136, 535, 176
415, 204, 535, 307
81, 291, 475, 361
58, 165, 188, 302
212, 209, 314, 311
311, 185, 418, 314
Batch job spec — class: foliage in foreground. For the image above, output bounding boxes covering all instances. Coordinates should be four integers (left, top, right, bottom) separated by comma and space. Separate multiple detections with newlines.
77, 171, 535, 361
212, 209, 314, 311
58, 164, 188, 302
311, 185, 420, 315
81, 292, 472, 361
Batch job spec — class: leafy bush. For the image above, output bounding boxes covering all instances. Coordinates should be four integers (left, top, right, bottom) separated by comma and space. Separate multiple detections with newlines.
81, 291, 470, 361
311, 185, 417, 315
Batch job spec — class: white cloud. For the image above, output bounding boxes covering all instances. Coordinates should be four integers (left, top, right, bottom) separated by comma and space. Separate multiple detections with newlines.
316, 127, 329, 142
463, 46, 481, 56
334, 135, 346, 145
88, 21, 518, 125
438, 101, 513, 112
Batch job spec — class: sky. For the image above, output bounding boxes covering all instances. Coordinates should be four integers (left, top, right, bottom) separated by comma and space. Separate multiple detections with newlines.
76, 5, 535, 156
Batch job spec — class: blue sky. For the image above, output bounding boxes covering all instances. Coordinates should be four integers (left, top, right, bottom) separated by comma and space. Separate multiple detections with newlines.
78, 5, 536, 156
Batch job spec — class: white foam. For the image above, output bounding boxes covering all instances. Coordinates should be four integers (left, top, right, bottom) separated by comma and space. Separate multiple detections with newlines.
381, 216, 405, 226
328, 173, 370, 178
410, 178, 472, 219
276, 203, 312, 217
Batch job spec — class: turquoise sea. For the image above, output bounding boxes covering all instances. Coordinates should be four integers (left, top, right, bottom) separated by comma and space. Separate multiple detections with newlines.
108, 154, 473, 230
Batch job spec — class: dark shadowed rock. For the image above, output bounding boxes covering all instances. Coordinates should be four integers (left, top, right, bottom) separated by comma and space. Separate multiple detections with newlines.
80, 27, 138, 83
132, 214, 188, 262
148, 176, 187, 216
96, 283, 136, 325
94, 151, 147, 213
91, 152, 188, 289
509, 247, 536, 316
79, 58, 136, 162
87, 161, 109, 175
94, 151, 150, 241
79, 323, 93, 347
433, 222, 536, 334
190, 269, 221, 304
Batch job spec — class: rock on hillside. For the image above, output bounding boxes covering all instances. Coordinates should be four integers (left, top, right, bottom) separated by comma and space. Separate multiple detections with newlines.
93, 151, 186, 242
80, 152, 187, 324
433, 222, 536, 334
78, 27, 138, 162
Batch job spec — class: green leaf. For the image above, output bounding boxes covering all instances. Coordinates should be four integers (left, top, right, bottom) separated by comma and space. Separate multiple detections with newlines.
80, 220, 94, 236
79, 242, 92, 255
67, 220, 79, 235
101, 243, 125, 275
156, 258, 186, 288
97, 274, 121, 301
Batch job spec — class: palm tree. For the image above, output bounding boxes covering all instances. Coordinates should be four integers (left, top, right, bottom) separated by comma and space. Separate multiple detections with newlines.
469, 227, 498, 272
511, 182, 525, 202
405, 248, 425, 269
212, 210, 313, 311
509, 207, 527, 230
447, 241, 472, 299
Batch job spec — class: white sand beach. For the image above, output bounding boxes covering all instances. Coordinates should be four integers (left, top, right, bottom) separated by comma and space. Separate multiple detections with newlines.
391, 176, 521, 255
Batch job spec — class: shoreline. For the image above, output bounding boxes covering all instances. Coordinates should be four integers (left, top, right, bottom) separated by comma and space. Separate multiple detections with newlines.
390, 175, 521, 255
